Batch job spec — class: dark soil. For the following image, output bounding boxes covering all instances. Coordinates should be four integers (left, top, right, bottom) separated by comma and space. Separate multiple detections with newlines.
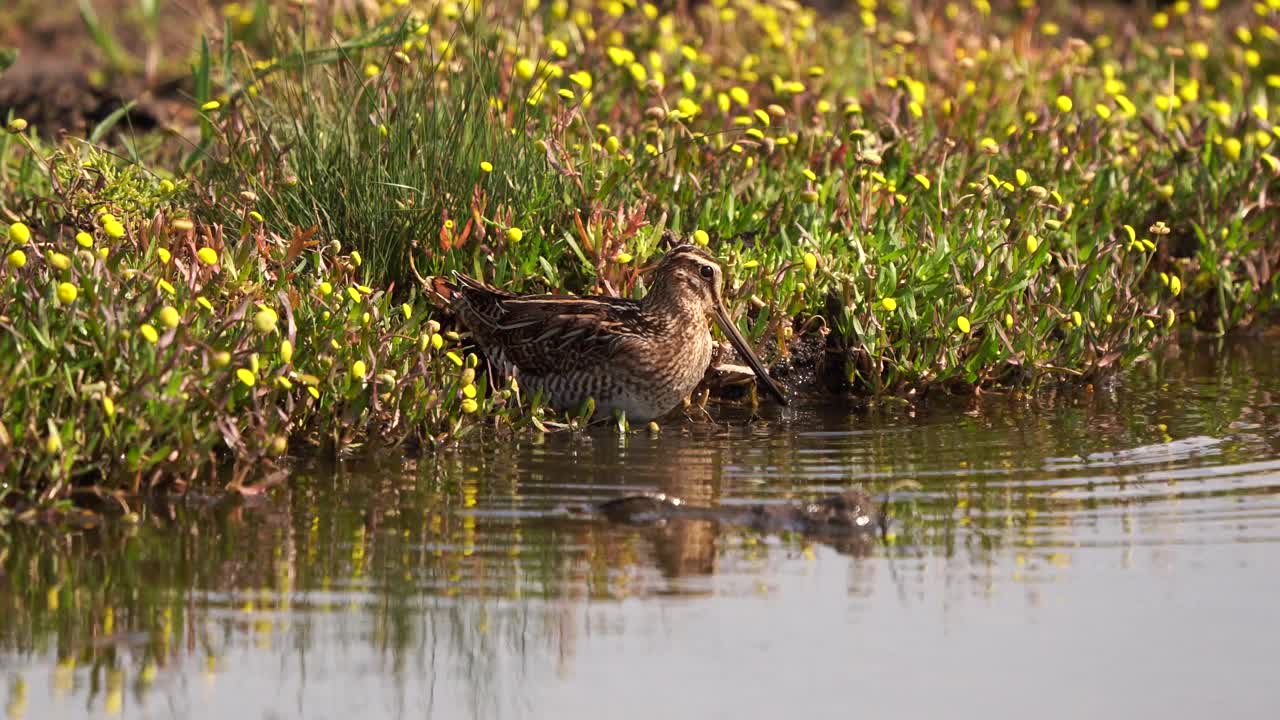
0, 0, 213, 137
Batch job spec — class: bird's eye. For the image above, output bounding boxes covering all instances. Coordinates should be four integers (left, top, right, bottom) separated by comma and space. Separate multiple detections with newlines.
699, 265, 715, 280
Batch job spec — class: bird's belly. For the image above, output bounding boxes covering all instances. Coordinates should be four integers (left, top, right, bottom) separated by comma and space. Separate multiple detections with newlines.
499, 334, 712, 423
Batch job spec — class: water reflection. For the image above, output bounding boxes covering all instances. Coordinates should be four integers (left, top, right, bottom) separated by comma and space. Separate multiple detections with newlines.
3, 339, 1279, 719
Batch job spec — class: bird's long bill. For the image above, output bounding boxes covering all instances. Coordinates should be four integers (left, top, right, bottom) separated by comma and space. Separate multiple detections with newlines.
713, 303, 789, 406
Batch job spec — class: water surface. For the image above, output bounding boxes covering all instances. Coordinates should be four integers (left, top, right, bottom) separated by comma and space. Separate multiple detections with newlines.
3, 339, 1279, 719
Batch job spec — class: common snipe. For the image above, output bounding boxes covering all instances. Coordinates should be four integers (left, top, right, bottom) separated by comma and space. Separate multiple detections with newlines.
435, 244, 788, 422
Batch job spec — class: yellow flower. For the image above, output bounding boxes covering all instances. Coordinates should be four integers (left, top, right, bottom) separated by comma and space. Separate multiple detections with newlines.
104, 220, 125, 239
506, 226, 524, 242
280, 339, 294, 364
157, 247, 172, 264
157, 279, 176, 295
913, 173, 931, 190
1071, 310, 1083, 327
75, 231, 93, 248
692, 229, 709, 246
1223, 137, 1242, 161
319, 281, 333, 295
350, 251, 362, 266
616, 252, 633, 263
881, 297, 897, 312
6, 117, 28, 134
1055, 95, 1073, 113
480, 160, 493, 173
46, 432, 62, 455
803, 252, 818, 274
197, 296, 214, 312
351, 360, 367, 379
346, 287, 362, 303
201, 100, 221, 111
956, 315, 972, 333
461, 398, 479, 414
6, 249, 26, 268
213, 350, 231, 367
49, 252, 71, 271
159, 305, 180, 328
253, 307, 279, 334
446, 351, 463, 366
401, 303, 412, 320
102, 396, 116, 419
56, 282, 78, 305
236, 368, 256, 387
197, 247, 219, 265
1026, 234, 1039, 253
515, 58, 536, 81
1015, 169, 1030, 186
1170, 276, 1182, 296
140, 323, 159, 344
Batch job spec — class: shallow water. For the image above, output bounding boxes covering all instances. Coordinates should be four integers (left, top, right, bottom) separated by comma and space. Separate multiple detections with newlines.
3, 339, 1279, 720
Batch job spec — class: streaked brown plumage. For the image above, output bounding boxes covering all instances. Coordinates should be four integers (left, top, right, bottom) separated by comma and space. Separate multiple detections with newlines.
436, 244, 788, 422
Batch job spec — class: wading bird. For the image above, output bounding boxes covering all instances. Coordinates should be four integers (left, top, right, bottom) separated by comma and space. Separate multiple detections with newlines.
434, 243, 788, 422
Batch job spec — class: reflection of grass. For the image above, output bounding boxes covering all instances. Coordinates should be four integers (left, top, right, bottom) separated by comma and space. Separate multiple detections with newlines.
1, 2, 1278, 499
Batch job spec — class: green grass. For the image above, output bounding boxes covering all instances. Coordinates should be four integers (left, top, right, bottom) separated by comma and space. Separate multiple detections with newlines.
2, 0, 1279, 513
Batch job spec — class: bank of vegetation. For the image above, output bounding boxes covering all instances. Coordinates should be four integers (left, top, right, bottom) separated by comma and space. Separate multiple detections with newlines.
1, 0, 1277, 515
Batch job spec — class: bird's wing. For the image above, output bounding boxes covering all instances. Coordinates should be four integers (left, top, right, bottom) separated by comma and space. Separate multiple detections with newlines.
452, 277, 652, 375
